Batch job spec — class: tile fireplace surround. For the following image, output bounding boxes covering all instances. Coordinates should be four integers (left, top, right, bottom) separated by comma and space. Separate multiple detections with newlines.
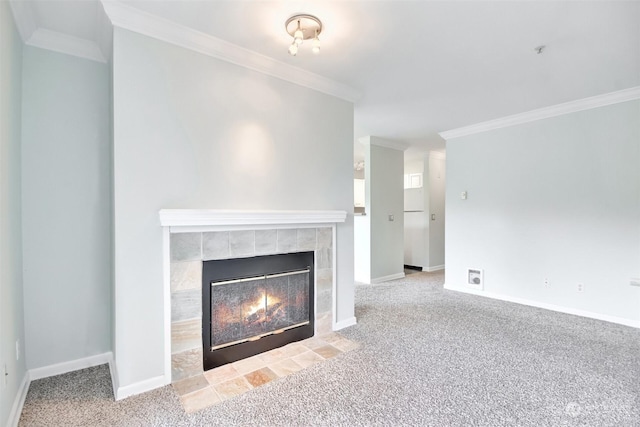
159, 209, 347, 385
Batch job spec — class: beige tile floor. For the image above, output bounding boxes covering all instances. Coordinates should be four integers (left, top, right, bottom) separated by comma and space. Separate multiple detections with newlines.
173, 332, 359, 413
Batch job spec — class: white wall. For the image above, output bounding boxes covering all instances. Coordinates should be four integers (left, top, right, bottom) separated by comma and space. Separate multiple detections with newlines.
445, 99, 640, 324
356, 137, 405, 283
427, 153, 446, 269
112, 28, 355, 389
21, 46, 112, 370
354, 214, 370, 283
0, 3, 26, 424
109, 54, 116, 380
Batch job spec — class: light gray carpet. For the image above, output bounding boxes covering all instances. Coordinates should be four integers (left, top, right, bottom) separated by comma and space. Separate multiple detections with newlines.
19, 271, 640, 426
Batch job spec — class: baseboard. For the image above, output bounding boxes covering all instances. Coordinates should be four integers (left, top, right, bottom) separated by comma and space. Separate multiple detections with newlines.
115, 374, 168, 400
108, 355, 119, 400
7, 371, 30, 427
444, 283, 640, 329
109, 355, 168, 401
354, 272, 370, 284
9, 352, 114, 424
29, 352, 113, 381
370, 272, 405, 284
333, 316, 357, 331
425, 264, 445, 272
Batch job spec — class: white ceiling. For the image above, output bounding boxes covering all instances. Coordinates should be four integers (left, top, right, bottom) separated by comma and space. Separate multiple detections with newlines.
11, 0, 640, 161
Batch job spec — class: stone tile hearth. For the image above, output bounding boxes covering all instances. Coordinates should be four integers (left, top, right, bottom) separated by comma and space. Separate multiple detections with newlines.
172, 332, 359, 413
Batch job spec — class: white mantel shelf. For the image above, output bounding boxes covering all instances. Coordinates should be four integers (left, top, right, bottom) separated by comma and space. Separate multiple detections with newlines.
159, 209, 348, 229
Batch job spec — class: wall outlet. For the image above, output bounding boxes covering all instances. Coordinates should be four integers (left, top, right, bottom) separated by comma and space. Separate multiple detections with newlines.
577, 283, 584, 293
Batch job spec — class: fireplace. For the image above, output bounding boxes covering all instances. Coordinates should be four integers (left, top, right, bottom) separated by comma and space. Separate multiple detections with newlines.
202, 252, 314, 370
160, 209, 348, 384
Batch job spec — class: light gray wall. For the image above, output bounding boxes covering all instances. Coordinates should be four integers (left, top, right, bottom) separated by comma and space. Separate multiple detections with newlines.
21, 46, 112, 370
427, 154, 446, 268
446, 100, 640, 322
0, 3, 26, 424
112, 28, 354, 388
364, 138, 405, 281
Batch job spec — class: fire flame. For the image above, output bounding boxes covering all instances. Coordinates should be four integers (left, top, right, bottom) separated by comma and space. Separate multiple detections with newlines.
245, 292, 281, 318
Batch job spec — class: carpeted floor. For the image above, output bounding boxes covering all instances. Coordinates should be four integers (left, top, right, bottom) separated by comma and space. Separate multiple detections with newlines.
19, 271, 640, 426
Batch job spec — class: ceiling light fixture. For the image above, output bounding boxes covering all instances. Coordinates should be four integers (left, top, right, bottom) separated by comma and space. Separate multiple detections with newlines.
285, 14, 322, 56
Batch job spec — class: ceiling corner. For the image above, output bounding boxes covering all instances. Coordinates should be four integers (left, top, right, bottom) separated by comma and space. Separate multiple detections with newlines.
27, 28, 107, 63
9, 0, 37, 42
439, 86, 640, 140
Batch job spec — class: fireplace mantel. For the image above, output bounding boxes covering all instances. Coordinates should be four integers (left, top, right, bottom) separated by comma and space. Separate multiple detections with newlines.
159, 209, 347, 231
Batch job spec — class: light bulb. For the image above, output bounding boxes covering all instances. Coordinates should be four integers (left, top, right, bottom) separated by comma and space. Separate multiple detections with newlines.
294, 29, 303, 45
312, 36, 320, 54
288, 42, 298, 56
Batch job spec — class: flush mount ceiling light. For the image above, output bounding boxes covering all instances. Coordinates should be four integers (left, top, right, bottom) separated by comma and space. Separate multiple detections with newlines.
285, 14, 322, 56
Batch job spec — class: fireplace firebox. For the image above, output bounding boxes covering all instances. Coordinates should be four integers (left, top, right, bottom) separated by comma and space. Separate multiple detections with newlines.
202, 252, 314, 371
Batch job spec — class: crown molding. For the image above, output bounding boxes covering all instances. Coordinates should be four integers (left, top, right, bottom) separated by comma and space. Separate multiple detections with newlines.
9, 0, 37, 41
101, 1, 361, 103
358, 136, 410, 152
439, 86, 640, 140
27, 28, 106, 63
